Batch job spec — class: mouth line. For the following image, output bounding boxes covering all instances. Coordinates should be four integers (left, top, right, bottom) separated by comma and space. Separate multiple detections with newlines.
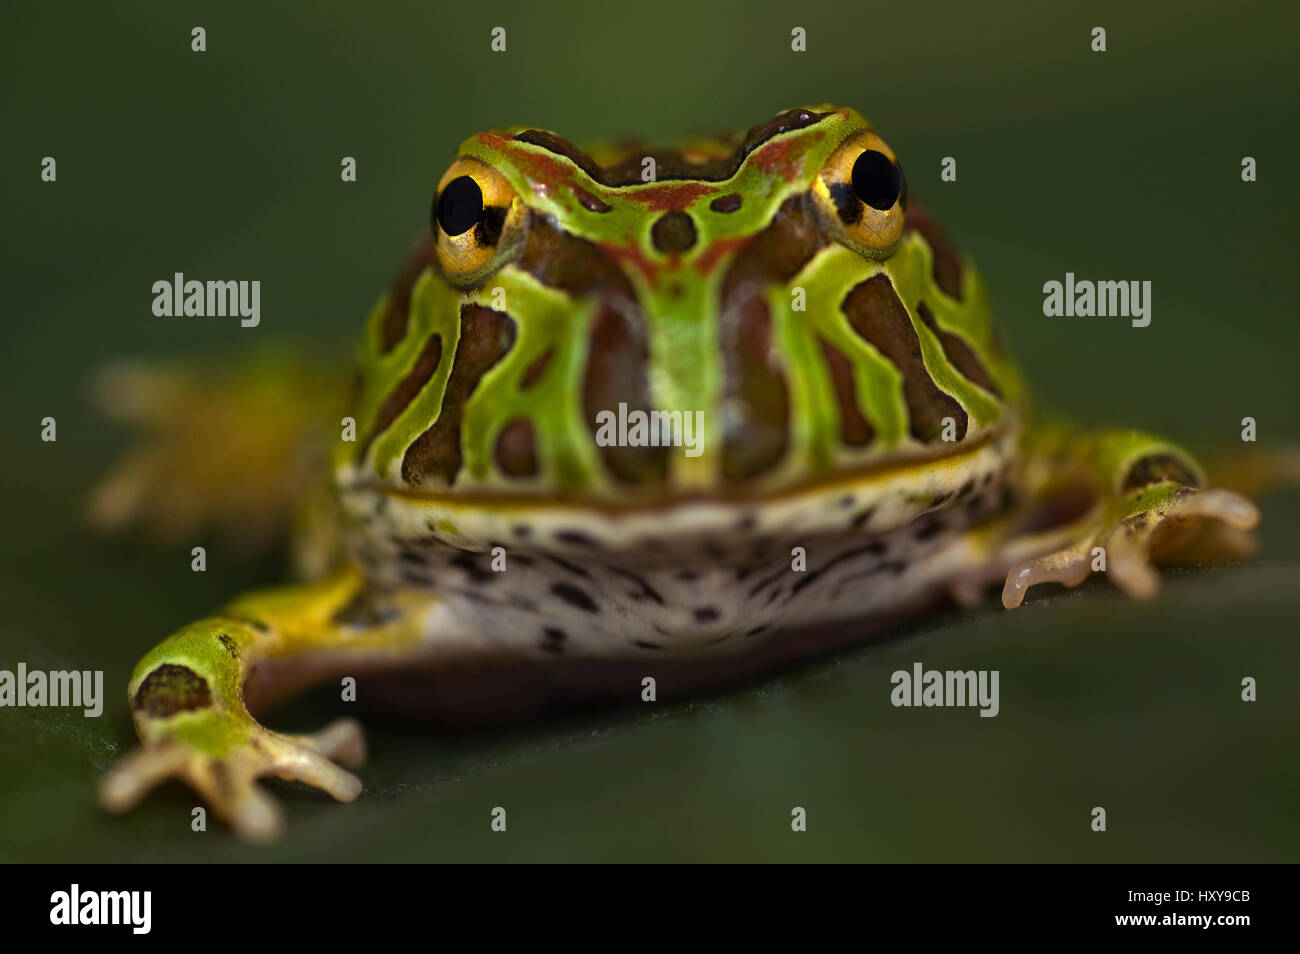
343, 422, 1012, 517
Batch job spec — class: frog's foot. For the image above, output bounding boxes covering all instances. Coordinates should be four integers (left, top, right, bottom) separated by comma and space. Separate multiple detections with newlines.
100, 566, 441, 841
100, 707, 365, 843
1001, 484, 1259, 609
85, 352, 342, 551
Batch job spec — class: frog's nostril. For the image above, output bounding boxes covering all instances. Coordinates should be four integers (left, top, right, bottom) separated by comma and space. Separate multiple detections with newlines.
651, 211, 698, 254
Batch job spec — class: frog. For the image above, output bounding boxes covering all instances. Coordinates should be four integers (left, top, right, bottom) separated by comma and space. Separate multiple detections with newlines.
95, 105, 1264, 841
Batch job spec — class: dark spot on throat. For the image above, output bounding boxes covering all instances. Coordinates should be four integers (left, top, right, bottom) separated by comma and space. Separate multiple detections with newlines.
551, 582, 599, 613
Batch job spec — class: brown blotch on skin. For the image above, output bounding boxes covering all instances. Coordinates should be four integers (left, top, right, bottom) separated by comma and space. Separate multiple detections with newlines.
217, 634, 239, 659
720, 287, 791, 481
915, 301, 1002, 398
574, 188, 612, 213
904, 203, 964, 301
520, 348, 554, 389
581, 302, 669, 486
714, 197, 824, 481
842, 275, 967, 442
720, 196, 826, 302
551, 582, 599, 614
817, 337, 874, 447
710, 193, 743, 213
516, 214, 637, 300
359, 333, 443, 461
596, 147, 730, 186
133, 664, 212, 718
650, 211, 698, 254
851, 506, 878, 530
1122, 453, 1201, 492
495, 418, 539, 477
402, 306, 517, 487
380, 237, 437, 353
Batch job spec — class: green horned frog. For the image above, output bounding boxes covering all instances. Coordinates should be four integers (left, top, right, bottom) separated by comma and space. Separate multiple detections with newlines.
94, 105, 1265, 840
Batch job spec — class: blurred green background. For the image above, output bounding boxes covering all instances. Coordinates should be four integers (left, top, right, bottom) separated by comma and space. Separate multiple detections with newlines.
2, 0, 1297, 861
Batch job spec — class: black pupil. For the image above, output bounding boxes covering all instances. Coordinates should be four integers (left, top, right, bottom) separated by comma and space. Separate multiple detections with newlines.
851, 150, 902, 211
435, 176, 483, 236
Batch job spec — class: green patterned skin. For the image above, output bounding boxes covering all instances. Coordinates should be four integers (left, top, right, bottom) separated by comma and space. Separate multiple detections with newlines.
99, 106, 1264, 841
340, 105, 1024, 503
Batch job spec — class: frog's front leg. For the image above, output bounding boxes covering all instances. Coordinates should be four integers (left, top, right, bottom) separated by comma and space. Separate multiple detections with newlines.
993, 429, 1260, 608
99, 564, 448, 841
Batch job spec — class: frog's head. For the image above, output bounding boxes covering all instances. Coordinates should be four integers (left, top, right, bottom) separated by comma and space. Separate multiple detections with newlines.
340, 106, 1022, 510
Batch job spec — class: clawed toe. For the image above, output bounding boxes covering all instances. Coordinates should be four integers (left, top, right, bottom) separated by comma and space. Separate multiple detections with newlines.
1001, 486, 1260, 609
100, 718, 367, 842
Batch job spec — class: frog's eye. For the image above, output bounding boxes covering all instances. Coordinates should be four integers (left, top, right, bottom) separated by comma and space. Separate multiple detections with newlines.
431, 158, 525, 284
811, 131, 907, 256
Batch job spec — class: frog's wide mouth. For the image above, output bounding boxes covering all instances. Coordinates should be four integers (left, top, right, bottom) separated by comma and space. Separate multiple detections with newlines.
342, 423, 1014, 519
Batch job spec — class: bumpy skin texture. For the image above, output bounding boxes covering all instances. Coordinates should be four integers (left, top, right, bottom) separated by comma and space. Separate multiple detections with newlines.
96, 105, 1261, 840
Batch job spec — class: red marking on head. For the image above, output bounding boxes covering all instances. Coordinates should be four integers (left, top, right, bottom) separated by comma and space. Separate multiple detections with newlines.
693, 235, 751, 275
629, 182, 717, 212
751, 137, 811, 182
480, 134, 601, 210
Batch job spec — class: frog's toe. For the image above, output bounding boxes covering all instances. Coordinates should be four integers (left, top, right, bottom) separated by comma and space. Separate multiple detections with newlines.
267, 719, 368, 804
283, 717, 367, 769
1001, 485, 1259, 609
100, 717, 366, 843
98, 739, 191, 812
